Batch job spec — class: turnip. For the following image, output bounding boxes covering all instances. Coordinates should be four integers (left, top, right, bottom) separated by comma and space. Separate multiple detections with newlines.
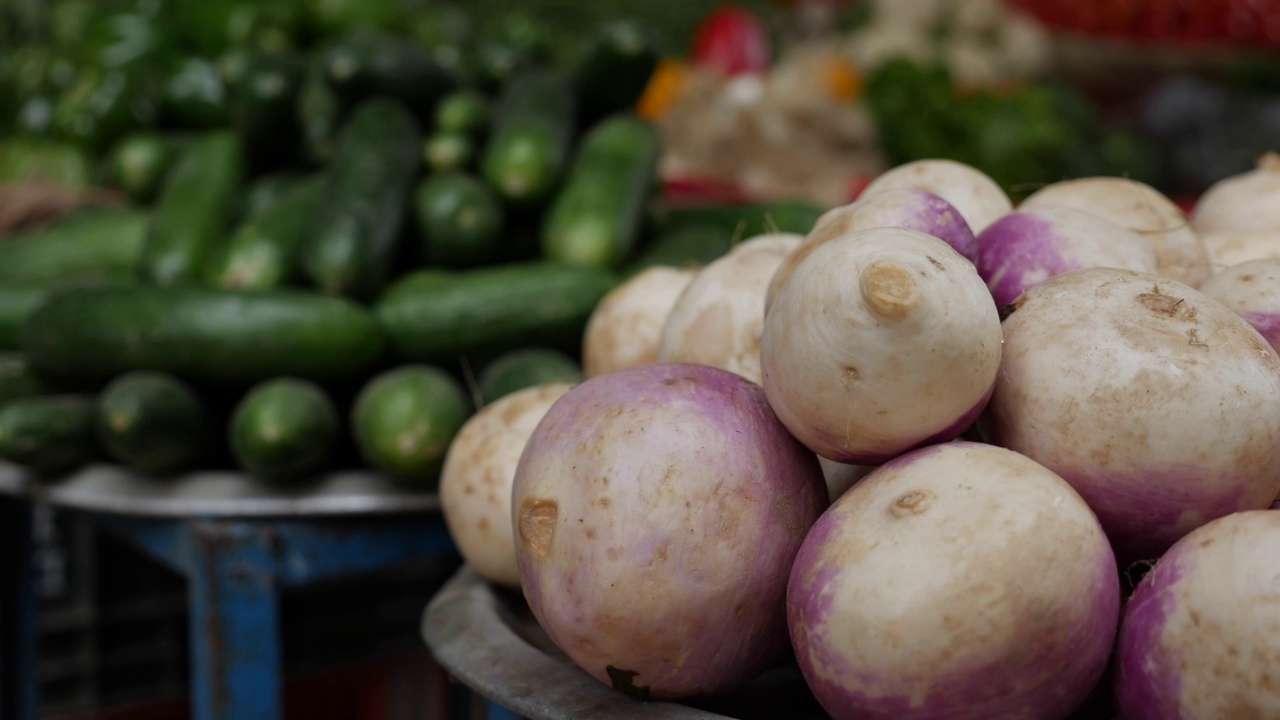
762, 227, 1001, 464
1197, 259, 1280, 351
439, 383, 572, 588
1019, 177, 1212, 287
1201, 229, 1280, 270
986, 267, 1280, 560
658, 232, 801, 385
976, 205, 1158, 308
581, 266, 695, 378
765, 187, 977, 313
788, 442, 1120, 720
1192, 153, 1280, 235
511, 362, 827, 700
1114, 510, 1280, 720
857, 158, 1012, 233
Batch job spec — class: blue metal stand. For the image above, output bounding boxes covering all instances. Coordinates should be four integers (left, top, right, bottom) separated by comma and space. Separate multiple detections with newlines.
0, 494, 38, 720
95, 514, 457, 720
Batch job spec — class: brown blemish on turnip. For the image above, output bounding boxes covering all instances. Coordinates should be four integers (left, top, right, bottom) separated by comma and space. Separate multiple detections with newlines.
891, 489, 934, 517
519, 498, 558, 559
1139, 291, 1184, 316
861, 262, 919, 319
927, 256, 945, 271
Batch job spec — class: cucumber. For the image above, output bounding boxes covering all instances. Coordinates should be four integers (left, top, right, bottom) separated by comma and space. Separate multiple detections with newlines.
0, 138, 94, 187
0, 395, 98, 475
413, 172, 504, 268
141, 131, 245, 286
624, 220, 733, 275
0, 209, 150, 282
351, 365, 471, 487
227, 51, 306, 172
300, 98, 420, 300
422, 131, 474, 174
208, 175, 324, 290
229, 378, 337, 482
541, 115, 660, 271
321, 29, 457, 124
435, 90, 489, 137
240, 172, 305, 220
103, 132, 175, 204
0, 283, 52, 351
657, 201, 826, 240
375, 262, 616, 364
97, 370, 207, 475
481, 69, 576, 207
23, 286, 385, 387
0, 354, 48, 409
159, 57, 230, 130
572, 19, 661, 123
477, 348, 582, 405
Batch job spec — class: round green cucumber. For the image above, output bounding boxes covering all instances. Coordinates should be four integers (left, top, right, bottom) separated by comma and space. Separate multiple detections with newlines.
97, 371, 206, 476
423, 131, 474, 173
104, 132, 175, 205
477, 348, 582, 405
351, 365, 471, 488
0, 354, 48, 409
435, 90, 489, 136
414, 172, 504, 268
0, 394, 98, 475
229, 378, 338, 482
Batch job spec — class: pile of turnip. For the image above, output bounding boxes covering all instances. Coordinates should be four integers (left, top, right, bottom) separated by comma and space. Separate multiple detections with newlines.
437, 156, 1280, 719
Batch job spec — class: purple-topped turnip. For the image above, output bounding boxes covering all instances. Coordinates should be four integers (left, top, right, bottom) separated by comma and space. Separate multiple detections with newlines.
858, 158, 1012, 233
765, 187, 977, 312
1114, 510, 1280, 720
1192, 153, 1280, 235
511, 362, 827, 700
1019, 177, 1211, 287
788, 442, 1120, 720
1198, 259, 1280, 351
987, 267, 1280, 560
762, 227, 1001, 464
977, 205, 1157, 308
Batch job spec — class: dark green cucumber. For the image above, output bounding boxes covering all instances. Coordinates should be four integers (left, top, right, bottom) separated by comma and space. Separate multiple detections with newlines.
104, 132, 175, 204
97, 370, 207, 475
240, 172, 305, 220
0, 283, 52, 351
422, 131, 474, 174
375, 262, 616, 364
435, 90, 490, 137
413, 172, 504, 268
300, 98, 420, 300
209, 175, 324, 290
160, 57, 230, 130
541, 115, 660, 270
0, 395, 98, 475
321, 29, 457, 124
657, 201, 826, 240
351, 365, 471, 487
229, 378, 337, 482
481, 69, 576, 207
141, 131, 245, 286
624, 220, 732, 275
0, 209, 150, 282
227, 51, 307, 171
0, 354, 48, 408
23, 286, 385, 387
572, 19, 661, 122
477, 348, 582, 405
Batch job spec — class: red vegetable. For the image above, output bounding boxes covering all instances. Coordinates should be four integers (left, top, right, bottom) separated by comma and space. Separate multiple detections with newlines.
690, 6, 772, 77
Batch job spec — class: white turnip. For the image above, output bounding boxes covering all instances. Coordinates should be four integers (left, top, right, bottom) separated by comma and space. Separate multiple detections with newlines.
765, 187, 977, 312
858, 158, 1012, 233
581, 266, 695, 378
977, 204, 1158, 307
1192, 153, 1280, 235
1198, 259, 1280, 351
1114, 510, 1280, 720
986, 267, 1280, 560
658, 233, 801, 385
1019, 177, 1212, 287
788, 442, 1119, 720
439, 383, 573, 588
762, 227, 1001, 464
511, 362, 827, 700
1201, 229, 1280, 270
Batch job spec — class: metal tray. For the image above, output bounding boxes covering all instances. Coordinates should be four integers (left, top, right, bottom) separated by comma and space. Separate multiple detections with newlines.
0, 461, 439, 518
422, 567, 1119, 720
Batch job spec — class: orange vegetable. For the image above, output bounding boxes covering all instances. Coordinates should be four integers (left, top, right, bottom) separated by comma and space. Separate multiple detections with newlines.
824, 57, 863, 100
635, 59, 691, 120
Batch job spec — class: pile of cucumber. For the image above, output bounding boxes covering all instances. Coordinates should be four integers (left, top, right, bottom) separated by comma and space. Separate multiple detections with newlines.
0, 3, 825, 489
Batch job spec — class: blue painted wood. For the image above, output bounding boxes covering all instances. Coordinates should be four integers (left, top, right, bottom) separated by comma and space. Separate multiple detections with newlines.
273, 517, 456, 586
486, 698, 523, 720
0, 496, 38, 720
